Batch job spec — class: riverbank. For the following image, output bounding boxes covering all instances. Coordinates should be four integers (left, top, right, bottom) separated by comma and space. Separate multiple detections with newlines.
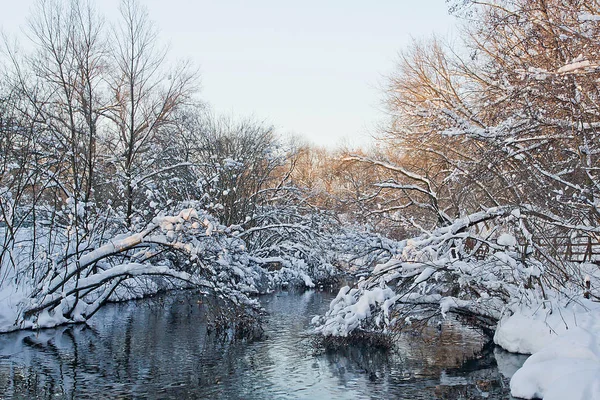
494, 295, 600, 399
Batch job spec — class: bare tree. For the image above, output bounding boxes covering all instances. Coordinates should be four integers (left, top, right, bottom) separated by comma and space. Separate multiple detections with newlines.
26, 0, 107, 211
108, 0, 198, 227
0, 1, 111, 291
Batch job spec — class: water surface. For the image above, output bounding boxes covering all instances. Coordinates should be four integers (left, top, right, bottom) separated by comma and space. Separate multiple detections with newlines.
0, 289, 526, 399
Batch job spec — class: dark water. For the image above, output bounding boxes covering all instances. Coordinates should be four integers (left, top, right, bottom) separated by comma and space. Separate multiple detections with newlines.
0, 289, 527, 399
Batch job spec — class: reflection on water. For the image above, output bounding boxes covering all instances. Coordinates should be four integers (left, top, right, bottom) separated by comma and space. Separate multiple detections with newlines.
0, 290, 525, 399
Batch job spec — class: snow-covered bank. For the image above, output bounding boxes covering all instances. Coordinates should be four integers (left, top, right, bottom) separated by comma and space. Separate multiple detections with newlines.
494, 296, 600, 354
494, 297, 600, 399
510, 327, 600, 399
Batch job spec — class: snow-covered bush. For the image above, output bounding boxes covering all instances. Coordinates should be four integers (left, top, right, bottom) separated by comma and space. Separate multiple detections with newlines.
1, 195, 369, 333
313, 207, 555, 338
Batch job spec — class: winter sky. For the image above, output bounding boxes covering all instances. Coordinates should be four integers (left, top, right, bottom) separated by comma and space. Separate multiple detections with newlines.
1, 0, 455, 148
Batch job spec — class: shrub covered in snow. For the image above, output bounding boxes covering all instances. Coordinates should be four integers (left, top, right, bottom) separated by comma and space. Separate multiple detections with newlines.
313, 207, 558, 338
2, 200, 389, 333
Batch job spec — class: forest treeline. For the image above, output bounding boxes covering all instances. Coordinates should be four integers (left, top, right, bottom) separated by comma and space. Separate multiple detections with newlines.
1, 0, 599, 335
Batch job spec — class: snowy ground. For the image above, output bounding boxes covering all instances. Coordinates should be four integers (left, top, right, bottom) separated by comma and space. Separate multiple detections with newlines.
495, 296, 600, 399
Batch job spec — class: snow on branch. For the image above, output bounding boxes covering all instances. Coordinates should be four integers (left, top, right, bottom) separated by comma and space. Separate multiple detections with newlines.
313, 206, 543, 338
342, 155, 452, 225
10, 208, 257, 333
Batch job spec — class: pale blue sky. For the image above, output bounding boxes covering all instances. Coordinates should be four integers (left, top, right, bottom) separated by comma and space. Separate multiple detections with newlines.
1, 1, 456, 148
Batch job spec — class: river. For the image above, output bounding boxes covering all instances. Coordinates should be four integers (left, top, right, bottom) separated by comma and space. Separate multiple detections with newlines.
0, 288, 527, 399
